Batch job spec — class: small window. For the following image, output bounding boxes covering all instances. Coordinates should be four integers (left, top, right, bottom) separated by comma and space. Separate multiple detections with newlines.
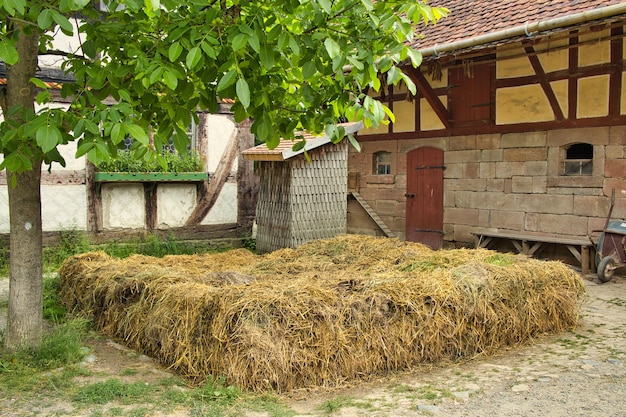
374, 151, 391, 175
563, 143, 593, 176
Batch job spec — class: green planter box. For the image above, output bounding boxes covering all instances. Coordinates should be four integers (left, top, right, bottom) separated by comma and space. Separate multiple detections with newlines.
94, 172, 208, 182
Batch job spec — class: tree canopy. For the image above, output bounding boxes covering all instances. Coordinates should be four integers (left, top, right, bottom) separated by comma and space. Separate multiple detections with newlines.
0, 0, 447, 350
1, 0, 447, 170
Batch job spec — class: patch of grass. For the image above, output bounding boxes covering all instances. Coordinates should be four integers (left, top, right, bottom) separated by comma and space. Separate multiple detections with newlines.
72, 379, 153, 405
121, 368, 139, 376
0, 318, 89, 394
43, 274, 67, 323
319, 396, 356, 413
43, 229, 92, 271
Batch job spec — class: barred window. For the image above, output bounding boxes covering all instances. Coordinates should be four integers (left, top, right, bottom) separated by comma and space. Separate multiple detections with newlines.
563, 143, 593, 176
374, 151, 391, 175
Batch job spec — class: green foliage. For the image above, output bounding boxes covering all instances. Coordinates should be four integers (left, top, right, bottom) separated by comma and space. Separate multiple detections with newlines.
0, 318, 89, 392
72, 379, 153, 405
43, 229, 91, 270
43, 274, 68, 322
195, 375, 241, 406
96, 150, 203, 173
1, 0, 448, 173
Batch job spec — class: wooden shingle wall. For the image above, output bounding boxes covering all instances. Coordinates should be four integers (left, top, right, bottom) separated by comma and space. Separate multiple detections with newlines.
256, 143, 348, 253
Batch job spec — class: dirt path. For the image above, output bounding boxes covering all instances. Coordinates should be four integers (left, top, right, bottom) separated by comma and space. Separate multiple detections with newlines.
0, 273, 625, 416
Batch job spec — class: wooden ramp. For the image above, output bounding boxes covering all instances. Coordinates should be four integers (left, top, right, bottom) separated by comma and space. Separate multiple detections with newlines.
350, 192, 395, 238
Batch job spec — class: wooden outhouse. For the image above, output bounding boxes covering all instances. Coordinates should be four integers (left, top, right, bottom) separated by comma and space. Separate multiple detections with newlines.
243, 122, 362, 253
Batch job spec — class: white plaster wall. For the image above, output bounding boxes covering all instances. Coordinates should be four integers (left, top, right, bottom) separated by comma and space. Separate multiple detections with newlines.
0, 185, 87, 232
57, 141, 86, 170
39, 20, 83, 68
41, 185, 87, 231
157, 184, 197, 228
0, 188, 9, 233
201, 182, 238, 225
206, 115, 238, 172
101, 184, 145, 229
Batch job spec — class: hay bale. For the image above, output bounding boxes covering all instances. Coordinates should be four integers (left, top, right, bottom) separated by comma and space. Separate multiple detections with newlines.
59, 235, 585, 393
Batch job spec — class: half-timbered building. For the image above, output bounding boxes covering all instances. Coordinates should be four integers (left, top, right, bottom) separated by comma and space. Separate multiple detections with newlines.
349, 0, 626, 271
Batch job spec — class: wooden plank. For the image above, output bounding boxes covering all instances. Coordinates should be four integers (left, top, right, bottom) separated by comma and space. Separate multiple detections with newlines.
351, 192, 395, 238
406, 68, 452, 129
185, 127, 239, 226
524, 42, 565, 121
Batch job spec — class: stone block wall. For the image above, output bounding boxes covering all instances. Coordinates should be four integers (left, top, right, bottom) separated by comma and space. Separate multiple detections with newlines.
349, 126, 626, 247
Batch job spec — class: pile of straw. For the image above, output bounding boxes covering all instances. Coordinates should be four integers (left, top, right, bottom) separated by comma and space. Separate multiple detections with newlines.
59, 235, 585, 393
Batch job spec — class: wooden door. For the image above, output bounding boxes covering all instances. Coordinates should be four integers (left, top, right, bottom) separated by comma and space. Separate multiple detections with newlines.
406, 147, 444, 249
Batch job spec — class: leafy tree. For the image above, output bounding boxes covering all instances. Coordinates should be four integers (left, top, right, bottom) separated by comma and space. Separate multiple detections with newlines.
0, 0, 447, 350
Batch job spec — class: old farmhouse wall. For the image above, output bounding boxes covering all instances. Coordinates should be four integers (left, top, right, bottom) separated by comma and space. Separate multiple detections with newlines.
349, 20, 626, 253
0, 108, 258, 243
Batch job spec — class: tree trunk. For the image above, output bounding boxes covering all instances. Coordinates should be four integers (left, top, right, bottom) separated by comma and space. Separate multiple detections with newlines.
5, 166, 43, 351
3, 22, 43, 351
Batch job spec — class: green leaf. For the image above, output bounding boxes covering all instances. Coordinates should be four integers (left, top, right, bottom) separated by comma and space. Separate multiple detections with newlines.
30, 77, 48, 89
259, 44, 274, 69
36, 124, 62, 153
168, 42, 183, 62
216, 69, 237, 92
52, 12, 73, 35
1, 153, 32, 174
75, 140, 94, 158
255, 118, 271, 144
324, 38, 340, 59
0, 37, 19, 65
302, 61, 317, 79
347, 134, 361, 152
118, 89, 131, 102
318, 0, 331, 14
110, 124, 125, 145
125, 124, 149, 145
231, 34, 248, 51
163, 71, 178, 90
69, 0, 90, 10
200, 41, 217, 59
37, 9, 54, 29
236, 78, 250, 109
186, 47, 202, 69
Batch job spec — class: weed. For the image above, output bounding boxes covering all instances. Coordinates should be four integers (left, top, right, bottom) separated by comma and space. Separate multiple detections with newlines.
195, 375, 240, 406
72, 379, 153, 405
121, 368, 139, 376
319, 396, 355, 413
43, 274, 67, 323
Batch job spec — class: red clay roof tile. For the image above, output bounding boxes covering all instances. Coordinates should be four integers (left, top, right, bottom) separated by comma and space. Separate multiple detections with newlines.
414, 0, 626, 50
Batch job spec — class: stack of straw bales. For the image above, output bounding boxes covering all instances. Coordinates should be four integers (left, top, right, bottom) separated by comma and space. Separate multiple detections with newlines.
59, 235, 585, 393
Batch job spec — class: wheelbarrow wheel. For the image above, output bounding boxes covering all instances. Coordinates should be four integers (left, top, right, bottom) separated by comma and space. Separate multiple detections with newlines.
597, 256, 618, 283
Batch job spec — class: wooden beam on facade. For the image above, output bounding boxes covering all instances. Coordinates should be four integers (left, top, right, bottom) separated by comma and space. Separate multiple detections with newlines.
185, 126, 239, 226
609, 25, 623, 116
523, 42, 565, 121
406, 68, 453, 129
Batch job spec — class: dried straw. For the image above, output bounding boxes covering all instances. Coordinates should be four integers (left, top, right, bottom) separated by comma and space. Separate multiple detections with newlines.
59, 235, 585, 393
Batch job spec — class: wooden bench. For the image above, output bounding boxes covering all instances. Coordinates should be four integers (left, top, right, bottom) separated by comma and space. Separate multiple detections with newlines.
471, 230, 595, 275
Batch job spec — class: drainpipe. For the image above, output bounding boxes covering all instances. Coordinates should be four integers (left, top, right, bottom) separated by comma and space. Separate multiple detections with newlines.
419, 2, 626, 57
